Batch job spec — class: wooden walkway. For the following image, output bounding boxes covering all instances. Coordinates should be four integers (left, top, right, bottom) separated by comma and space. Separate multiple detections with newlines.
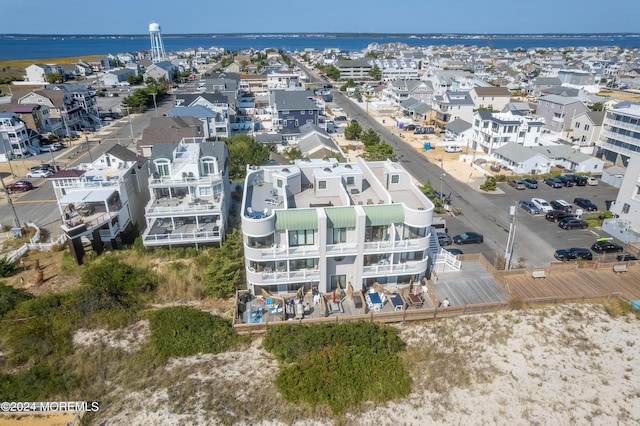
503, 264, 640, 301
432, 262, 510, 306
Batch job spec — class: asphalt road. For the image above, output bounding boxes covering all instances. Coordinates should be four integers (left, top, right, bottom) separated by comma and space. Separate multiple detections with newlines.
296, 59, 622, 268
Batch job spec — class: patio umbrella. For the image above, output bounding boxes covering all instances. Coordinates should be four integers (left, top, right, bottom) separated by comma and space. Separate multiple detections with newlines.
261, 287, 272, 298
347, 282, 354, 298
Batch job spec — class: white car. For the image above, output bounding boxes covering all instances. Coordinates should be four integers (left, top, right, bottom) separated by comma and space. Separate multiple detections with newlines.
26, 169, 52, 178
444, 145, 463, 153
531, 198, 552, 213
586, 177, 598, 186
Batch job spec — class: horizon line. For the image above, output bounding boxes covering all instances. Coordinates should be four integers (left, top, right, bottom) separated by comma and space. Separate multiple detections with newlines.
2, 32, 639, 37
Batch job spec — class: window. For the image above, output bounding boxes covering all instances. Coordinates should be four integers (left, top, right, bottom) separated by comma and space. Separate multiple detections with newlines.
301, 110, 305, 115
622, 203, 630, 214
346, 176, 355, 186
295, 119, 299, 127
391, 174, 399, 184
156, 161, 170, 177
281, 110, 289, 114
365, 225, 388, 242
575, 122, 580, 129
201, 158, 215, 175
330, 275, 346, 291
318, 180, 326, 189
331, 228, 347, 244
400, 251, 424, 262
403, 225, 426, 239
277, 179, 283, 188
289, 258, 317, 270
248, 234, 274, 248
289, 229, 314, 246
584, 124, 590, 131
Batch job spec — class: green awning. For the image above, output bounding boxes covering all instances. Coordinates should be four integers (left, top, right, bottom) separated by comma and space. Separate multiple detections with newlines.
275, 209, 318, 231
325, 207, 356, 228
362, 204, 404, 226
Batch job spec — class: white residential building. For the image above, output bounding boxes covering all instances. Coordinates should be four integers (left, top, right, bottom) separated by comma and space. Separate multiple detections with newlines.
241, 158, 441, 295
49, 145, 150, 263
141, 138, 230, 248
603, 154, 640, 243
597, 103, 640, 167
471, 110, 544, 154
0, 112, 40, 157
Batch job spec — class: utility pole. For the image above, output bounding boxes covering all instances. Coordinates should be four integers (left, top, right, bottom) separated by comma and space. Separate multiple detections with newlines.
151, 92, 158, 117
505, 204, 517, 270
85, 136, 93, 163
122, 105, 135, 146
0, 176, 21, 227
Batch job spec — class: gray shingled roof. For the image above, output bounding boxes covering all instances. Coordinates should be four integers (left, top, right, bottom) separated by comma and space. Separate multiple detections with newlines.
445, 118, 472, 134
538, 94, 581, 106
273, 90, 319, 111
167, 105, 218, 119
494, 144, 550, 163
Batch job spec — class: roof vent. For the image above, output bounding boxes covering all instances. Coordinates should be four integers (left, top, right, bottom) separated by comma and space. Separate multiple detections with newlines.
282, 168, 290, 173
323, 168, 332, 172
345, 164, 352, 169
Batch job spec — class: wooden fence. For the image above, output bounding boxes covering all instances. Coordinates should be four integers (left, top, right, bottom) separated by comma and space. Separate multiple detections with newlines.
233, 291, 622, 335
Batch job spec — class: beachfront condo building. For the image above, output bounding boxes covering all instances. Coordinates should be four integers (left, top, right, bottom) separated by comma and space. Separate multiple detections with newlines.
241, 157, 438, 296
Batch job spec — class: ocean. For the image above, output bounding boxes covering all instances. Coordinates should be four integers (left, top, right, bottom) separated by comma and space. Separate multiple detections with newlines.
1, 33, 639, 61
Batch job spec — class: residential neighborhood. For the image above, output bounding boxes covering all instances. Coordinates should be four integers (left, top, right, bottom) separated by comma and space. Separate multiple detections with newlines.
2, 23, 640, 426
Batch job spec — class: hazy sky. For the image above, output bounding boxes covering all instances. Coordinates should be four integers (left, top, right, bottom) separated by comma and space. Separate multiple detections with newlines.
4, 0, 639, 34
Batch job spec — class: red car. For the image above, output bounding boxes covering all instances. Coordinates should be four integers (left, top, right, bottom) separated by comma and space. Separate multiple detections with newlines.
6, 180, 34, 192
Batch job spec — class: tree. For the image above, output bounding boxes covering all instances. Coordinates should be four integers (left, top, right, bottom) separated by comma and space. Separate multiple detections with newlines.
344, 121, 363, 140
320, 64, 340, 80
284, 146, 303, 161
46, 72, 62, 84
368, 64, 382, 81
362, 142, 396, 162
360, 128, 381, 147
339, 78, 356, 92
203, 228, 245, 298
590, 102, 604, 111
223, 134, 270, 179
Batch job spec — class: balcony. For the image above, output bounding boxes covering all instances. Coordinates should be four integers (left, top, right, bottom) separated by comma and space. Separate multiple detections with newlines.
146, 196, 220, 216
362, 261, 420, 276
142, 222, 221, 246
363, 237, 430, 253
149, 174, 221, 187
246, 267, 321, 284
603, 117, 640, 133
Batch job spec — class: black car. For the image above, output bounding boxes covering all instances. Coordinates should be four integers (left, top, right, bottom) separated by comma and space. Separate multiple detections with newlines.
549, 200, 572, 212
574, 197, 598, 212
444, 248, 464, 255
544, 177, 563, 188
452, 232, 484, 244
554, 247, 593, 261
591, 240, 624, 253
433, 191, 452, 204
520, 178, 538, 189
558, 217, 589, 230
617, 253, 639, 261
545, 210, 575, 222
566, 174, 588, 186
437, 232, 452, 246
557, 175, 575, 187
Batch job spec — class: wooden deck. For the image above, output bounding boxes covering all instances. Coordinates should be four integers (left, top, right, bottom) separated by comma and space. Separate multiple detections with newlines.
431, 262, 510, 306
503, 263, 640, 301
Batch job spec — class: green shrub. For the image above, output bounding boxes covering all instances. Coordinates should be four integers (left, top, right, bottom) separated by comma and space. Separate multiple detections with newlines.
0, 257, 15, 278
149, 306, 236, 358
0, 282, 32, 318
480, 176, 497, 192
599, 210, 614, 220
0, 365, 76, 401
264, 322, 410, 415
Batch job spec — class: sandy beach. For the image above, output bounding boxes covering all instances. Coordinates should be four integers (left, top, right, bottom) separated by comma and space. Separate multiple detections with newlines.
57, 303, 639, 425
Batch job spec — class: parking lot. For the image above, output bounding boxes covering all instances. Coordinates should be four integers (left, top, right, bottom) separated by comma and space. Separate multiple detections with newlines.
441, 176, 623, 268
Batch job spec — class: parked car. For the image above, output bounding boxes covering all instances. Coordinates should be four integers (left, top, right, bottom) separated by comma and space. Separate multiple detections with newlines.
531, 198, 552, 213
520, 178, 538, 189
6, 180, 34, 192
30, 163, 59, 173
437, 232, 452, 246
586, 177, 599, 186
617, 253, 639, 261
558, 217, 589, 230
507, 179, 526, 190
554, 247, 593, 261
545, 210, 575, 222
433, 191, 451, 204
39, 144, 59, 152
566, 174, 588, 186
26, 169, 52, 178
452, 232, 484, 245
51, 142, 66, 150
444, 248, 464, 255
574, 197, 598, 212
444, 145, 463, 153
557, 175, 575, 187
591, 240, 624, 253
544, 177, 563, 188
520, 200, 541, 215
549, 199, 572, 212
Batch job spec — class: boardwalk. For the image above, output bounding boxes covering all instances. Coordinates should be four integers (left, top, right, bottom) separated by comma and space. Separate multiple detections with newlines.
503, 263, 640, 301
431, 262, 509, 306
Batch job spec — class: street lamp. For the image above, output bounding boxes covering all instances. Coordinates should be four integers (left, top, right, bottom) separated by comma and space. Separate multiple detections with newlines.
151, 92, 158, 117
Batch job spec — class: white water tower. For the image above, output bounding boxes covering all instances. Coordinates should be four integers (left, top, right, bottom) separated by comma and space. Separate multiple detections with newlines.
149, 21, 166, 63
